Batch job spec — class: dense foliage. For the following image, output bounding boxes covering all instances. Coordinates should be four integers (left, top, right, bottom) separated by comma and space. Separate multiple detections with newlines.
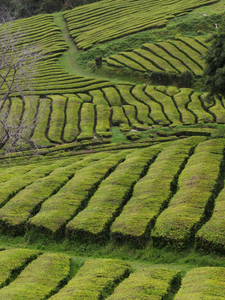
204, 27, 225, 97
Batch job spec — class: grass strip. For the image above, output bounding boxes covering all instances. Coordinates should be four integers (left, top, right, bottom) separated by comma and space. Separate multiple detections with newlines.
108, 266, 181, 300
152, 138, 225, 248
0, 253, 70, 300
49, 258, 131, 300
174, 267, 225, 299
111, 137, 206, 245
65, 145, 163, 241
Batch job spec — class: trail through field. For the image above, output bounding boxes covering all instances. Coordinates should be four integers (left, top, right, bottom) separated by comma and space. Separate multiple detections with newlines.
53, 12, 128, 84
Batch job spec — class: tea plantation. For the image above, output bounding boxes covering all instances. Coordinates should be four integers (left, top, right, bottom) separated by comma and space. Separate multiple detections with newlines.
0, 0, 225, 298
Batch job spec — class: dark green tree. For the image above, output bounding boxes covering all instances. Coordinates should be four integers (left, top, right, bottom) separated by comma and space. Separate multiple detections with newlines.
203, 27, 225, 97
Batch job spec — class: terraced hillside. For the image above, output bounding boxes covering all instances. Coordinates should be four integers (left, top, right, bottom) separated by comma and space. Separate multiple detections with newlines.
64, 0, 216, 50
2, 85, 225, 150
107, 36, 208, 76
0, 0, 225, 298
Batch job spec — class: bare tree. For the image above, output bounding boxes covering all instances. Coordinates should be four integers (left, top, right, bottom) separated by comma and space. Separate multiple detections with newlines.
0, 15, 44, 156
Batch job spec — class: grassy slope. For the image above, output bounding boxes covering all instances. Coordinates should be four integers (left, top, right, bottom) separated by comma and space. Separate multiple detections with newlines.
1, 1, 225, 297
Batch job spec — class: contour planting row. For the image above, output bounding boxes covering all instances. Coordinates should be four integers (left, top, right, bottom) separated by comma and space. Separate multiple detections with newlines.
0, 151, 125, 236
0, 248, 224, 299
111, 136, 206, 244
152, 138, 225, 248
107, 36, 207, 75
1, 138, 225, 250
2, 85, 225, 149
63, 0, 216, 49
0, 13, 113, 96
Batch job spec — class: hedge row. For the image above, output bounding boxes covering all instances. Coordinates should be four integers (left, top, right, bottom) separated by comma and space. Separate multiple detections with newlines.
0, 249, 40, 288
173, 88, 196, 124
0, 158, 97, 235
117, 85, 153, 126
4, 85, 225, 150
107, 36, 207, 75
48, 95, 67, 144
108, 266, 181, 300
196, 177, 225, 253
50, 258, 130, 300
65, 145, 163, 241
0, 253, 70, 300
174, 267, 225, 299
77, 103, 95, 141
188, 92, 214, 123
64, 0, 217, 50
111, 137, 206, 244
95, 105, 111, 138
152, 138, 225, 248
28, 151, 130, 237
0, 163, 59, 209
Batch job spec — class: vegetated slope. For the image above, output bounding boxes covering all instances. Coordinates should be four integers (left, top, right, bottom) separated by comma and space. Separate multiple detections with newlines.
63, 0, 217, 50
0, 14, 111, 97
0, 137, 225, 253
107, 36, 208, 76
0, 247, 224, 299
2, 84, 225, 151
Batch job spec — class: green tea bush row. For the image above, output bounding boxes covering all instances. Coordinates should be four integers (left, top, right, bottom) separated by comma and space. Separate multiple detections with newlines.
50, 258, 131, 300
63, 95, 82, 142
28, 151, 130, 237
111, 137, 206, 245
152, 138, 225, 248
108, 266, 181, 300
48, 96, 67, 144
174, 267, 225, 299
0, 249, 40, 288
141, 43, 188, 73
196, 178, 225, 253
95, 105, 111, 138
145, 86, 181, 125
173, 88, 196, 124
117, 85, 153, 125
132, 85, 168, 125
65, 146, 162, 241
0, 163, 59, 209
188, 92, 214, 123
102, 87, 121, 106
77, 103, 95, 141
0, 160, 94, 235
64, 0, 217, 50
0, 253, 70, 300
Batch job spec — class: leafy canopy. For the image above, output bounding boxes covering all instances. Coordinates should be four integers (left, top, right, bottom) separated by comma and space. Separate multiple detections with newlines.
204, 25, 225, 97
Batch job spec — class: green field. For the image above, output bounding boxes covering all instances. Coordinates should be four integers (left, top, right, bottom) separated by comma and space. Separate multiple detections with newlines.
0, 0, 225, 298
